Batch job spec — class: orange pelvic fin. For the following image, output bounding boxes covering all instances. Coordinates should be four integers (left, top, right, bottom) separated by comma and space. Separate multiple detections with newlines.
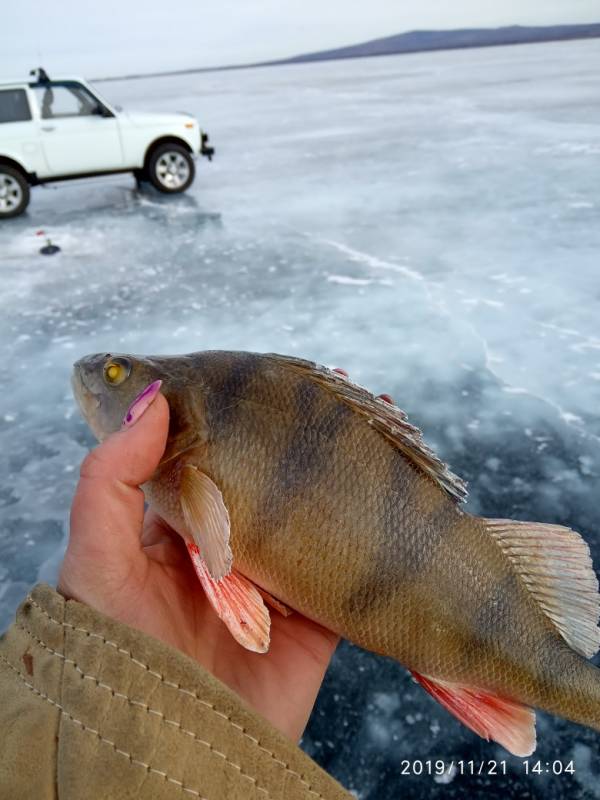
187, 543, 270, 653
256, 587, 294, 617
411, 671, 536, 756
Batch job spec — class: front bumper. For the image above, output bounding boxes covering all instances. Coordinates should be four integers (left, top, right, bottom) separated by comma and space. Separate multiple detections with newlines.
200, 131, 215, 161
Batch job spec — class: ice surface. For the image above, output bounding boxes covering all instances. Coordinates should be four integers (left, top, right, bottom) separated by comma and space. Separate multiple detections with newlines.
1, 39, 600, 798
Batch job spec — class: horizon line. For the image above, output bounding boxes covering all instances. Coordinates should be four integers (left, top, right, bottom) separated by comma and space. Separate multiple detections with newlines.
92, 21, 600, 84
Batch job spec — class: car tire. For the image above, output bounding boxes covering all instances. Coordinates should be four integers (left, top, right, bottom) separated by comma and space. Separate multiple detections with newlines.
0, 166, 30, 219
147, 144, 195, 194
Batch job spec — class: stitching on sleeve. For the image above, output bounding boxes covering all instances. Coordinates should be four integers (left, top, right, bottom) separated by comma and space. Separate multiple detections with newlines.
26, 596, 324, 799
0, 651, 206, 799
17, 620, 272, 798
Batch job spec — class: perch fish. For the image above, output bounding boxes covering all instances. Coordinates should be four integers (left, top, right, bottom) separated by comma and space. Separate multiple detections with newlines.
72, 350, 600, 756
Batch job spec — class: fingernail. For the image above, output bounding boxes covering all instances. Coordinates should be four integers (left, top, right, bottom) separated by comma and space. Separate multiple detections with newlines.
121, 380, 162, 428
378, 393, 394, 404
333, 367, 349, 378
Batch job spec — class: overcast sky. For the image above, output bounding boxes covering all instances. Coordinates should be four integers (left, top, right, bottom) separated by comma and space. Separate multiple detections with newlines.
3, 0, 599, 79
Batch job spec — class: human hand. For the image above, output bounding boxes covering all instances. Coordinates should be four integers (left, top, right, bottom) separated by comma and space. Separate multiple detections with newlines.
58, 389, 339, 741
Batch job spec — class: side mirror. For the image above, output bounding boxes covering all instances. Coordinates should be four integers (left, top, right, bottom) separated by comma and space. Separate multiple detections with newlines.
92, 104, 112, 118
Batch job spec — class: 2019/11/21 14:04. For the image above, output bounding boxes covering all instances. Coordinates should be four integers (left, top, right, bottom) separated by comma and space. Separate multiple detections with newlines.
398, 759, 576, 777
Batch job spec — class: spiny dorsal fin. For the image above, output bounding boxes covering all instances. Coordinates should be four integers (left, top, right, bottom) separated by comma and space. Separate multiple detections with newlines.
268, 354, 468, 504
487, 519, 600, 657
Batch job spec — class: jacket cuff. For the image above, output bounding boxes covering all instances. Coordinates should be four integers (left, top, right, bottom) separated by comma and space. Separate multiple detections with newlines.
0, 584, 350, 800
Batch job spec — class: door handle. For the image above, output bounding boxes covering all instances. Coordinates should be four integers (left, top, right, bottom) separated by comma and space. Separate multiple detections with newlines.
41, 125, 55, 132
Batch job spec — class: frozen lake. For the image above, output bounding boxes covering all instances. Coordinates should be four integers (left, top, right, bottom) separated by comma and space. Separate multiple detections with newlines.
1, 38, 600, 798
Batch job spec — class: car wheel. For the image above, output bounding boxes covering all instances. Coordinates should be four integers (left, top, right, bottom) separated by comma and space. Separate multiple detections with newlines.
147, 144, 195, 194
0, 166, 30, 219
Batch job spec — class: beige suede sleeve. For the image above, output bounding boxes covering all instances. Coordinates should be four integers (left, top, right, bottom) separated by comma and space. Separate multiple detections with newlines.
0, 585, 351, 800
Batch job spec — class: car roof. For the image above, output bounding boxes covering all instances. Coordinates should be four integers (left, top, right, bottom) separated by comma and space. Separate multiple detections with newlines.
0, 76, 85, 88
0, 79, 29, 88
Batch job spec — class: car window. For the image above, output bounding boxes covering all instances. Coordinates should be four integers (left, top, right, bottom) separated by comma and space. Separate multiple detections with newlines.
0, 89, 32, 123
33, 83, 103, 119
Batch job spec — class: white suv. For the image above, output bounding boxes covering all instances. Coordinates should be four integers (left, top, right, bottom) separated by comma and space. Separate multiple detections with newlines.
0, 68, 214, 218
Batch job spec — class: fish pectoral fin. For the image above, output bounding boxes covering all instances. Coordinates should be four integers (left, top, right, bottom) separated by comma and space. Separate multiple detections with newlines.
187, 543, 271, 653
180, 465, 233, 581
256, 587, 294, 617
486, 518, 600, 658
411, 671, 536, 757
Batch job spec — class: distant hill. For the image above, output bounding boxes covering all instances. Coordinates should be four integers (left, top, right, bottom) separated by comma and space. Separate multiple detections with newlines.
97, 23, 600, 83
277, 23, 600, 65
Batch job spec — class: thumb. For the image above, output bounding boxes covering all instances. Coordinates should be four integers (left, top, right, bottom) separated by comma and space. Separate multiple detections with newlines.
59, 384, 169, 602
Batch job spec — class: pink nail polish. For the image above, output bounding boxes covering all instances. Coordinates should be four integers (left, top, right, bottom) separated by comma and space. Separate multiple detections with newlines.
333, 367, 349, 378
121, 380, 162, 428
378, 393, 394, 405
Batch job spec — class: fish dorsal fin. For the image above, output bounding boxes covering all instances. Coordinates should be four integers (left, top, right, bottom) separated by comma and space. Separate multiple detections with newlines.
268, 354, 468, 504
487, 519, 600, 657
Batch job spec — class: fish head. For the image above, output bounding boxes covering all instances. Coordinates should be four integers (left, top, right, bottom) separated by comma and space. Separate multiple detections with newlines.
72, 352, 206, 458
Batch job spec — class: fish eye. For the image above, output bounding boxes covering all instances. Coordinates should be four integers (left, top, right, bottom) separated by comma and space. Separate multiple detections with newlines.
103, 357, 131, 386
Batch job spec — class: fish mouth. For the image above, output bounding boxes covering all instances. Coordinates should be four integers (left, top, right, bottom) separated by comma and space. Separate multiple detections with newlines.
71, 362, 106, 440
71, 367, 101, 409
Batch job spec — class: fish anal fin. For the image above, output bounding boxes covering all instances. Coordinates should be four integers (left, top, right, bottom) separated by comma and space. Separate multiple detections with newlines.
487, 519, 600, 657
257, 587, 294, 617
187, 544, 270, 653
180, 465, 232, 581
267, 353, 467, 504
412, 671, 536, 757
